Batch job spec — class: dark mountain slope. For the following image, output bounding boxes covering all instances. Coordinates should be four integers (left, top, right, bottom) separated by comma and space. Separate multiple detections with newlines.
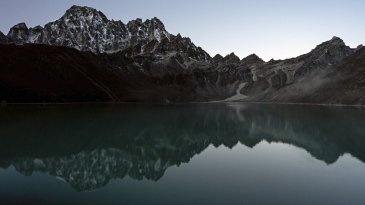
244, 47, 365, 105
0, 44, 203, 103
298, 47, 365, 104
0, 44, 122, 102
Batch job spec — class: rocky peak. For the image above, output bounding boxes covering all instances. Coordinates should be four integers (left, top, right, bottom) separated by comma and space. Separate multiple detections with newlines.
182, 37, 192, 46
11, 22, 28, 30
243, 53, 261, 61
60, 5, 110, 28
31, 25, 43, 32
355, 44, 363, 52
126, 17, 170, 43
328, 36, 345, 45
64, 5, 108, 21
147, 17, 165, 29
127, 18, 143, 29
300, 36, 354, 66
222, 52, 240, 64
37, 5, 130, 52
175, 33, 193, 45
212, 54, 224, 62
311, 36, 349, 54
0, 31, 9, 43
7, 23, 29, 43
240, 54, 264, 66
292, 36, 355, 78
267, 58, 278, 64
152, 33, 210, 61
176, 33, 183, 39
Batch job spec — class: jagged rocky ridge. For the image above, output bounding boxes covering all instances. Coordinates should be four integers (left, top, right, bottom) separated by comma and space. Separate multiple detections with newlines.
0, 31, 9, 43
0, 5, 364, 104
3, 5, 209, 61
1, 104, 364, 191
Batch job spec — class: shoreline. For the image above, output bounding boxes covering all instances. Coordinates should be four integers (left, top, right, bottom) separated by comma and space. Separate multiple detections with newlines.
1, 100, 365, 108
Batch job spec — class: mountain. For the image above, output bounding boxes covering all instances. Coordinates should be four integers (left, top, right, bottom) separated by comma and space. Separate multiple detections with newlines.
245, 37, 354, 89
240, 54, 265, 67
1, 5, 364, 104
5, 5, 210, 61
275, 46, 365, 104
241, 38, 364, 104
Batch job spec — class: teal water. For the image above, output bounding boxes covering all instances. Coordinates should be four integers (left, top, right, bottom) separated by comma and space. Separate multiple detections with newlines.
0, 103, 365, 205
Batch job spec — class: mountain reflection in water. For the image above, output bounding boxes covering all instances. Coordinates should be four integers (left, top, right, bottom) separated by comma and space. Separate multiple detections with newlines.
0, 103, 364, 192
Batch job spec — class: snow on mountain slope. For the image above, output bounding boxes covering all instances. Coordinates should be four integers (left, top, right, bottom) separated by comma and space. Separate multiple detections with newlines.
5, 5, 210, 61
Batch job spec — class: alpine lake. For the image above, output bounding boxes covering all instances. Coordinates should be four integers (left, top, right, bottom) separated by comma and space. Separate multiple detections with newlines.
0, 103, 364, 205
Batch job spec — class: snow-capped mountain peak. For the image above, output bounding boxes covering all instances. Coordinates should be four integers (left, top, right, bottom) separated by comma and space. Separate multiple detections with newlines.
4, 5, 209, 61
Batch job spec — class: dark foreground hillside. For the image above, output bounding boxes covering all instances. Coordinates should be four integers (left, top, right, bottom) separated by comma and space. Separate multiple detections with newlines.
1, 44, 365, 105
0, 44, 200, 103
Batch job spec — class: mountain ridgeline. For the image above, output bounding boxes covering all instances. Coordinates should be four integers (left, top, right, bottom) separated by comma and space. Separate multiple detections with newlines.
0, 5, 364, 104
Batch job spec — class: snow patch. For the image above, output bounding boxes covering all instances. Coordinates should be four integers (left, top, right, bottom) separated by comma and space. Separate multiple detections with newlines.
223, 83, 248, 101
154, 29, 161, 42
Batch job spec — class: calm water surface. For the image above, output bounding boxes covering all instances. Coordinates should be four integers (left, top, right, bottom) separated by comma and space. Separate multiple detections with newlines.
0, 103, 365, 205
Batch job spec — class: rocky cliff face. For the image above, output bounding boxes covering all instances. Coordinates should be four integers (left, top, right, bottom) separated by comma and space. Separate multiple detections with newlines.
0, 31, 9, 43
4, 5, 210, 62
247, 37, 355, 89
241, 37, 358, 100
273, 46, 365, 105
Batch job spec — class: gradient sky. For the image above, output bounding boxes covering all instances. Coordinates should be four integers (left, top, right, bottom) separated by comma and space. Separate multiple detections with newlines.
0, 0, 364, 61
